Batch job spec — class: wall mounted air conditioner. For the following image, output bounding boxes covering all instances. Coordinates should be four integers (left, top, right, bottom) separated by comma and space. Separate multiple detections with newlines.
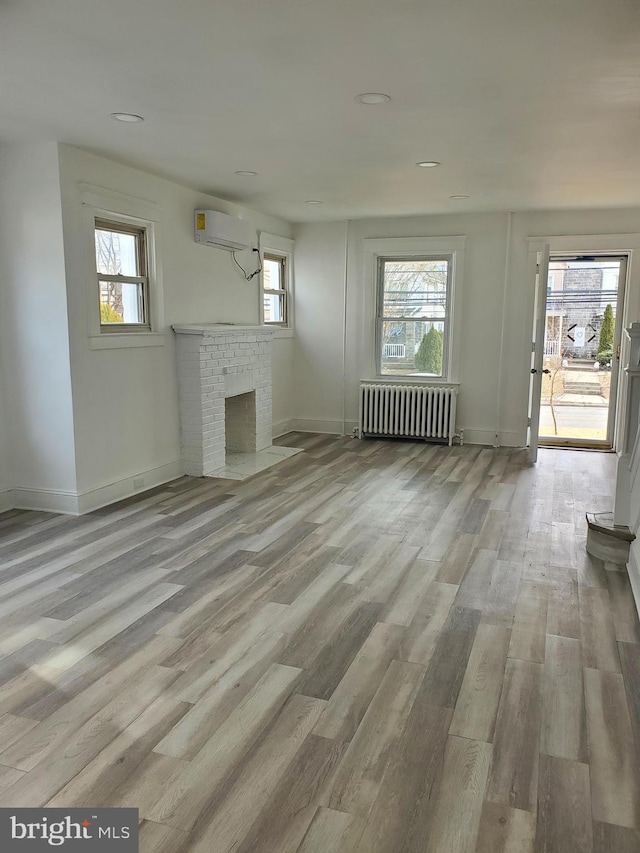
194, 210, 256, 251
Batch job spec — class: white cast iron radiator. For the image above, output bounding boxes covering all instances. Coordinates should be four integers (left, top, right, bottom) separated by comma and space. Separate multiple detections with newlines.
359, 383, 458, 445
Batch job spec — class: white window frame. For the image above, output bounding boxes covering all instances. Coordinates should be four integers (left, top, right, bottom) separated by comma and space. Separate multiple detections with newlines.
80, 184, 165, 350
262, 253, 288, 326
259, 233, 294, 338
376, 254, 454, 379
363, 236, 466, 383
95, 217, 150, 332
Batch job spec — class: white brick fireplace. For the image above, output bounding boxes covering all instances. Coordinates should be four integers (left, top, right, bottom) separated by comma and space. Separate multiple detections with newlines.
173, 324, 277, 477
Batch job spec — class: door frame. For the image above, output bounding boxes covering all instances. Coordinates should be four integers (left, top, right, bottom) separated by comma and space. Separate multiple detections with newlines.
526, 243, 550, 463
526, 233, 640, 456
540, 253, 628, 450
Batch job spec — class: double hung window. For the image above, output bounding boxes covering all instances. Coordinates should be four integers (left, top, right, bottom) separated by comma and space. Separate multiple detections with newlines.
377, 256, 452, 378
95, 218, 150, 331
262, 253, 288, 326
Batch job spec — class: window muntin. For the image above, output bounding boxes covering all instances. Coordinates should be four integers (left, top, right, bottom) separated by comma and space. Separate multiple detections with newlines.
95, 218, 149, 330
262, 253, 288, 325
377, 256, 452, 378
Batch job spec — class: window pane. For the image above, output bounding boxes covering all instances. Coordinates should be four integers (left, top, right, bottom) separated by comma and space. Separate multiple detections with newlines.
95, 228, 140, 276
263, 257, 283, 290
381, 320, 445, 376
382, 259, 448, 319
99, 280, 144, 324
263, 292, 285, 323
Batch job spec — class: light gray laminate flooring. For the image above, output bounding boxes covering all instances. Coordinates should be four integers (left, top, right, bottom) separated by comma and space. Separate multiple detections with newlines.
0, 434, 638, 852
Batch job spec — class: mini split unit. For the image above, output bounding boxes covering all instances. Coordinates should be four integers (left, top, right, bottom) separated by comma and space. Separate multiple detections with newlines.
194, 210, 256, 252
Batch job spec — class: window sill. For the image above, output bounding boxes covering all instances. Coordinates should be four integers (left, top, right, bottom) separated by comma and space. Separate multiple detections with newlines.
89, 332, 166, 350
372, 376, 459, 385
272, 328, 294, 339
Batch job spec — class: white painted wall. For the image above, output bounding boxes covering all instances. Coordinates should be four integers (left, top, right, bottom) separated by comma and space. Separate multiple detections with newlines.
346, 215, 508, 445
57, 145, 293, 507
293, 215, 509, 441
292, 221, 348, 434
294, 208, 640, 445
0, 142, 78, 509
272, 337, 294, 435
0, 361, 11, 511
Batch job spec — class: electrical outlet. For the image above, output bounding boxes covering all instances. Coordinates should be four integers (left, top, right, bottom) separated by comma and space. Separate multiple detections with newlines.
133, 476, 145, 490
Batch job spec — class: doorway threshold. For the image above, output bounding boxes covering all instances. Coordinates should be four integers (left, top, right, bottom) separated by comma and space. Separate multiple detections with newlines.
538, 441, 613, 452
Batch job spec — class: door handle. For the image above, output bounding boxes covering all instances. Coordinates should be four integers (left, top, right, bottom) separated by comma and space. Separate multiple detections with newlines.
531, 368, 551, 374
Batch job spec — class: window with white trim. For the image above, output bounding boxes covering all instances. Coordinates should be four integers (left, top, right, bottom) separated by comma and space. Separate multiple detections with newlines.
262, 253, 288, 325
259, 233, 294, 332
81, 183, 165, 350
95, 218, 150, 331
377, 255, 452, 378
364, 236, 464, 383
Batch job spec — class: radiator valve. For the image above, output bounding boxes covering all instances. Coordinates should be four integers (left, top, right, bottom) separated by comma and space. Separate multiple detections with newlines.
453, 429, 464, 446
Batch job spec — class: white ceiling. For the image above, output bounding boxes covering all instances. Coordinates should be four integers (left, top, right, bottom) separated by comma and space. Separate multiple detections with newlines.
1, 0, 640, 222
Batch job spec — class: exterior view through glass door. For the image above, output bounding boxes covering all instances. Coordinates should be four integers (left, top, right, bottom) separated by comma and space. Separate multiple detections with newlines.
539, 255, 627, 448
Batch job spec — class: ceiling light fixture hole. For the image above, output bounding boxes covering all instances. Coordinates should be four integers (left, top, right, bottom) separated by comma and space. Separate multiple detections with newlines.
355, 93, 391, 105
110, 112, 144, 123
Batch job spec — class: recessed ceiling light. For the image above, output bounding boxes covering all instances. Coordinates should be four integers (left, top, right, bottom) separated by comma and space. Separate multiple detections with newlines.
416, 161, 441, 168
449, 194, 469, 199
305, 200, 323, 205
110, 112, 144, 123
355, 93, 391, 105
234, 170, 258, 176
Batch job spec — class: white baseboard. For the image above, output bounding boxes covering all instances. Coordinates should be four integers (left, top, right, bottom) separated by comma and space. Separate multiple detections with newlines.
290, 418, 349, 435
628, 540, 640, 618
10, 458, 184, 516
459, 429, 497, 446
0, 488, 15, 514
272, 418, 294, 439
498, 430, 524, 447
11, 487, 82, 515
288, 421, 523, 446
450, 428, 523, 447
76, 459, 184, 514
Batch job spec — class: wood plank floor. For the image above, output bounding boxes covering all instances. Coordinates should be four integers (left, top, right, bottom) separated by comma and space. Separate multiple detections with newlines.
0, 434, 639, 852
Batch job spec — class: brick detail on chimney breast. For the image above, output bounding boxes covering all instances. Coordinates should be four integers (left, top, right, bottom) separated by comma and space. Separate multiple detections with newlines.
173, 325, 276, 477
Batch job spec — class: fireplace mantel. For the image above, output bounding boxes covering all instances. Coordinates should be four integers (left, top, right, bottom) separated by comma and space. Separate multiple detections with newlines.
172, 323, 276, 336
